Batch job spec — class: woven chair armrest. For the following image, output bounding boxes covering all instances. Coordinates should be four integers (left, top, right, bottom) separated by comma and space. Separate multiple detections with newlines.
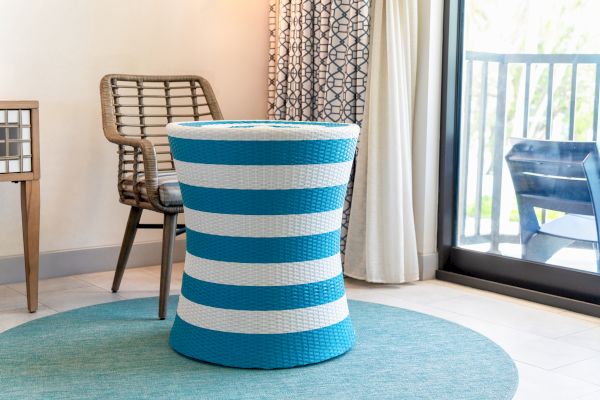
104, 133, 145, 149
109, 135, 160, 192
137, 139, 160, 194
105, 133, 161, 201
104, 134, 158, 178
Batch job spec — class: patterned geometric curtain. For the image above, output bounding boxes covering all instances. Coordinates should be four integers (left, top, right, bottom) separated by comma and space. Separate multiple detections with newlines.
268, 0, 371, 257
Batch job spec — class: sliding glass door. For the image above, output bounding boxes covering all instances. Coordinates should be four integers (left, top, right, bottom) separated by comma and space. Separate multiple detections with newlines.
439, 0, 600, 310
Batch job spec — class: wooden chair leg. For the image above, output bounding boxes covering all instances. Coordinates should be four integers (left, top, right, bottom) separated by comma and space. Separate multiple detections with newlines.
21, 180, 40, 313
159, 213, 178, 320
112, 207, 143, 293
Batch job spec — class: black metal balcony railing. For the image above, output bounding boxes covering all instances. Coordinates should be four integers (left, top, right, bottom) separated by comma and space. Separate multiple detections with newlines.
458, 51, 600, 250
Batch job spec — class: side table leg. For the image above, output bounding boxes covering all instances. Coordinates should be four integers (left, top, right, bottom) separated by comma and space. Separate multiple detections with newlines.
21, 180, 40, 313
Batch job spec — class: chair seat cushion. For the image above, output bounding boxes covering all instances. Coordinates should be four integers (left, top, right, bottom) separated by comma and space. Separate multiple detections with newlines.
157, 172, 182, 207
123, 171, 182, 207
539, 214, 597, 242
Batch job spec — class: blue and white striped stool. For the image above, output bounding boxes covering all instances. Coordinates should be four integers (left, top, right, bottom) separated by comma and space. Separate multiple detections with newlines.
167, 120, 358, 369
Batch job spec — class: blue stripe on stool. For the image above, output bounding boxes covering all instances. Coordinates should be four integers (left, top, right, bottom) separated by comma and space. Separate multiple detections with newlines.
180, 273, 346, 311
180, 184, 348, 215
168, 137, 357, 165
169, 314, 356, 369
186, 229, 341, 263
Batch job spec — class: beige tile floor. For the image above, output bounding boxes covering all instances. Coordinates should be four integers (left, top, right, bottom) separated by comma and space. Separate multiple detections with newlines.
2, 265, 600, 399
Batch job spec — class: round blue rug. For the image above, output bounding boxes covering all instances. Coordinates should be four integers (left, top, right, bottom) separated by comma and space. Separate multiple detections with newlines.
0, 296, 518, 400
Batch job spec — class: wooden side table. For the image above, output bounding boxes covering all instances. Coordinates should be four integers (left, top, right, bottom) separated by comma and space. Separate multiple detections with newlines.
0, 101, 40, 313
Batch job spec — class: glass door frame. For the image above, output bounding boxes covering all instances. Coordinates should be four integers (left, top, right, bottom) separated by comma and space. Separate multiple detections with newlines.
437, 0, 600, 315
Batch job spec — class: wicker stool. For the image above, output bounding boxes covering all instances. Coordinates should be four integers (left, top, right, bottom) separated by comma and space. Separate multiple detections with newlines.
167, 120, 359, 369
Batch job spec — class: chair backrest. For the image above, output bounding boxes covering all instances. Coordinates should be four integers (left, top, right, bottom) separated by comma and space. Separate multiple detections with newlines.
506, 139, 598, 215
506, 138, 600, 244
100, 74, 223, 208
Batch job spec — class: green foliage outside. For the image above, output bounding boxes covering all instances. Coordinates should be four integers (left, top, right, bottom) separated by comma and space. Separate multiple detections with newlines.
467, 195, 565, 223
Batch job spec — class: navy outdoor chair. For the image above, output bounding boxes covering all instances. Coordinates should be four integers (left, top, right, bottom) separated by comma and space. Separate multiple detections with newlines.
505, 139, 600, 270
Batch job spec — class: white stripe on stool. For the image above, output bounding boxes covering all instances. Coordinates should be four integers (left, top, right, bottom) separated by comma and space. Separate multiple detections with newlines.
176, 295, 350, 334
183, 208, 343, 238
174, 161, 354, 190
168, 123, 360, 141
184, 253, 342, 286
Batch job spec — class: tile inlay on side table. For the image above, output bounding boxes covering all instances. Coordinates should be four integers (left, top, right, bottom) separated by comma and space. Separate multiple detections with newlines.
0, 101, 41, 312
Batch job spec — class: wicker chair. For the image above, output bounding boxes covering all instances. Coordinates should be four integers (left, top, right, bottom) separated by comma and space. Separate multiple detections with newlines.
100, 74, 223, 319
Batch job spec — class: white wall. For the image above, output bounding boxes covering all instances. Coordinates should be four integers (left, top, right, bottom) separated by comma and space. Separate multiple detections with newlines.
0, 0, 270, 257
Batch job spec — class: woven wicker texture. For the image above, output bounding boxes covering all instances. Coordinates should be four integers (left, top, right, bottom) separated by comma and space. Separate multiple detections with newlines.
183, 254, 342, 286
168, 120, 359, 368
100, 75, 223, 213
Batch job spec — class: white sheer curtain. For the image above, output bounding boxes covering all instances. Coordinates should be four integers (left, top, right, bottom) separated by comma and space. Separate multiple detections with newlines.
345, 0, 429, 283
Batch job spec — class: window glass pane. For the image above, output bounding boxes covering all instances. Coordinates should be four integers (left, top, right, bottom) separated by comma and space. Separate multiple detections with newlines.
456, 0, 600, 274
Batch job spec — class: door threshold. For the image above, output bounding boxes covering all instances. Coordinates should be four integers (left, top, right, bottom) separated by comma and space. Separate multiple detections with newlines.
436, 269, 600, 319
